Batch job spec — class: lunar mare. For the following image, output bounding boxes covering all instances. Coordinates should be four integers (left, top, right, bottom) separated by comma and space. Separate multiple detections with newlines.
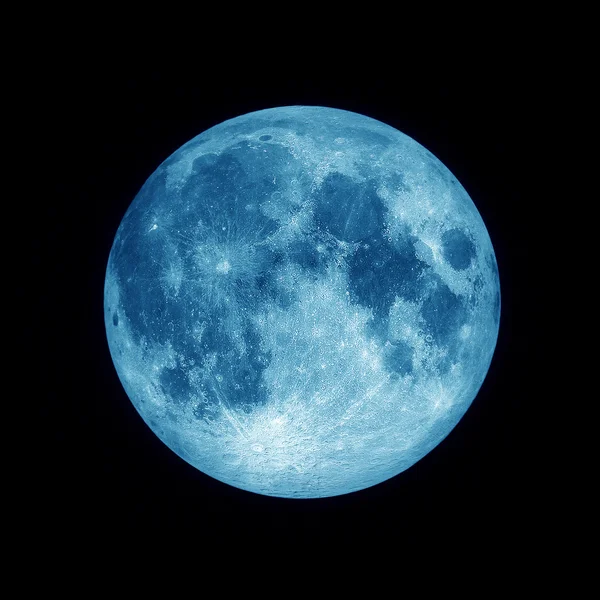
104, 106, 500, 498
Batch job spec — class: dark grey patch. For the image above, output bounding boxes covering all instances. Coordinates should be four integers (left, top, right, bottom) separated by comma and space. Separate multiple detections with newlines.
442, 228, 476, 270
159, 365, 194, 404
383, 340, 413, 376
235, 247, 287, 308
486, 253, 501, 325
187, 151, 247, 224
365, 315, 388, 340
273, 287, 295, 309
493, 289, 501, 325
161, 137, 210, 170
420, 274, 467, 346
259, 134, 272, 141
333, 125, 393, 149
352, 127, 393, 148
114, 155, 277, 345
109, 228, 166, 345
215, 117, 276, 138
424, 149, 448, 180
196, 317, 221, 353
217, 326, 271, 410
255, 269, 281, 303
151, 315, 271, 419
286, 240, 322, 273
122, 168, 168, 227
271, 118, 311, 135
112, 312, 119, 327
178, 137, 209, 157
385, 171, 411, 193
183, 318, 272, 415
489, 252, 499, 283
348, 234, 426, 320
469, 276, 484, 307
181, 145, 280, 238
313, 173, 386, 243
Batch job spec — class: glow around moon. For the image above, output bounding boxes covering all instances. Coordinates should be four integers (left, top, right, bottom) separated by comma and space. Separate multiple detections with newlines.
104, 106, 500, 498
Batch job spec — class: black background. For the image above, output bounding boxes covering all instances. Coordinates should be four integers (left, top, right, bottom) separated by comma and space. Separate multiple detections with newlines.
27, 45, 545, 556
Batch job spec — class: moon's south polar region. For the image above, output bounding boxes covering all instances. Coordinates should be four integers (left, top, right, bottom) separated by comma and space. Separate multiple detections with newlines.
104, 106, 500, 498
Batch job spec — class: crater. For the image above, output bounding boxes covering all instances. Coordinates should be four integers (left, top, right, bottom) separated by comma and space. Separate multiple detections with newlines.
259, 134, 272, 141
112, 312, 119, 326
215, 259, 232, 274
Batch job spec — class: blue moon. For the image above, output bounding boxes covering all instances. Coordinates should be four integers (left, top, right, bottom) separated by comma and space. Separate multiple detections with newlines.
104, 106, 500, 498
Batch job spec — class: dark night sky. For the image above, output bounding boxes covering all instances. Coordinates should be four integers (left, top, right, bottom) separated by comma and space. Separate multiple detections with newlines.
26, 47, 545, 554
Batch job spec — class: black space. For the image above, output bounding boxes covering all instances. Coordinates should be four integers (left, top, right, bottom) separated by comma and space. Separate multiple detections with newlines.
24, 50, 547, 557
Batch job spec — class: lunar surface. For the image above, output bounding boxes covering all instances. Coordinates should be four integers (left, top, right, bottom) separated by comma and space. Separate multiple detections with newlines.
104, 106, 500, 498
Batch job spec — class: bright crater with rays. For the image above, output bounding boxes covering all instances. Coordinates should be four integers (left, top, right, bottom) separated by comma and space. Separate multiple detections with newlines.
104, 106, 500, 498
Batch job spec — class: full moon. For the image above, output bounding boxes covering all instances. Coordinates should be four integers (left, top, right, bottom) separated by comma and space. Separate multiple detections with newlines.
104, 106, 500, 498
